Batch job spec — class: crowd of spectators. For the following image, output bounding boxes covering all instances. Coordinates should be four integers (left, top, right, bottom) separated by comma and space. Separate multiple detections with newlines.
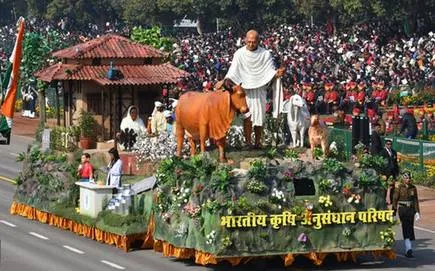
1, 19, 434, 136
172, 23, 433, 105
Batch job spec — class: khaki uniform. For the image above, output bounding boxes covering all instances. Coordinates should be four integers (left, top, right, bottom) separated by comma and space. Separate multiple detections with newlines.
393, 183, 420, 240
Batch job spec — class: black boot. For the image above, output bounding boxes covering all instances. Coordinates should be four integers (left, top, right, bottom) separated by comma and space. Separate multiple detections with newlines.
405, 249, 414, 258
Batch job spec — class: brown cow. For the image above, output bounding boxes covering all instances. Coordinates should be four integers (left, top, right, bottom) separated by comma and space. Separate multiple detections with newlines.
175, 80, 248, 162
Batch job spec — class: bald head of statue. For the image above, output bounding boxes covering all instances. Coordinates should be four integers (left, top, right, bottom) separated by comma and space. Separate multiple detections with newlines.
245, 30, 260, 51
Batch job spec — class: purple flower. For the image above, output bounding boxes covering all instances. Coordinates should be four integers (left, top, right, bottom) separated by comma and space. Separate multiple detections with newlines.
297, 233, 308, 243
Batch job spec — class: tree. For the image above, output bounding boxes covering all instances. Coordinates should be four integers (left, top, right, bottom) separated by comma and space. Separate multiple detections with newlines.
130, 26, 173, 51
157, 0, 220, 34
122, 0, 158, 26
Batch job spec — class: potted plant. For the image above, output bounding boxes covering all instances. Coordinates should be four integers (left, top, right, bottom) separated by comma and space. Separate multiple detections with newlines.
78, 110, 97, 149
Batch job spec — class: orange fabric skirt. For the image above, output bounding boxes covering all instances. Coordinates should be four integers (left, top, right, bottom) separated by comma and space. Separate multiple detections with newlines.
10, 201, 395, 265
10, 201, 153, 252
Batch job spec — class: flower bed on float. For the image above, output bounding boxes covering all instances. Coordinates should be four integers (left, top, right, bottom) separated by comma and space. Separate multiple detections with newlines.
151, 154, 395, 266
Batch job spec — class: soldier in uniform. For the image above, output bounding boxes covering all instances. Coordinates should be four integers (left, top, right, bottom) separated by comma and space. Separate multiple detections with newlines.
393, 172, 421, 258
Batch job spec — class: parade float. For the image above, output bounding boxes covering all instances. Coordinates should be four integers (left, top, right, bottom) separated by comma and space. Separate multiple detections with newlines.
10, 147, 155, 251
149, 150, 396, 266
10, 83, 396, 267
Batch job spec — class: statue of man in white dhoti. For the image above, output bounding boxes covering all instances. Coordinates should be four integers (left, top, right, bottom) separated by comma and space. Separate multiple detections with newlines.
225, 30, 285, 148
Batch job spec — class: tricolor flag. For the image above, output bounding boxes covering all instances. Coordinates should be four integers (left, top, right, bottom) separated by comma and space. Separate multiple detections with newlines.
0, 18, 25, 144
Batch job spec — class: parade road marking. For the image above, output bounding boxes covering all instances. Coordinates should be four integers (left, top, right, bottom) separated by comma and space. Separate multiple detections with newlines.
9, 153, 19, 157
63, 245, 85, 255
29, 232, 49, 240
0, 220, 16, 227
0, 175, 16, 184
415, 226, 435, 234
101, 260, 126, 270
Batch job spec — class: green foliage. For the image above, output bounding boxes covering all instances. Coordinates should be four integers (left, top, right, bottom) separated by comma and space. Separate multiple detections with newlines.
190, 154, 217, 176
246, 179, 268, 194
248, 160, 267, 181
131, 26, 173, 52
221, 236, 232, 248
78, 110, 97, 139
284, 149, 299, 160
312, 147, 323, 160
379, 227, 395, 247
357, 170, 379, 188
21, 30, 65, 88
265, 147, 277, 159
122, 0, 158, 25
204, 199, 226, 214
359, 154, 387, 172
210, 166, 232, 192
400, 162, 435, 188
236, 196, 252, 212
15, 145, 78, 204
50, 126, 81, 152
322, 158, 345, 174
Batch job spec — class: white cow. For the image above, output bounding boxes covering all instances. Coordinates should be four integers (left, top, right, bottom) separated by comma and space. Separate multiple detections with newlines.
285, 94, 310, 148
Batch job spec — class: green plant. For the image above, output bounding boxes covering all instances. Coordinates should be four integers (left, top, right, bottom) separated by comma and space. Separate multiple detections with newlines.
246, 179, 268, 194
78, 110, 97, 139
322, 158, 345, 174
221, 236, 233, 248
284, 149, 299, 160
342, 227, 352, 238
357, 170, 379, 187
312, 147, 323, 160
290, 205, 305, 218
256, 199, 273, 212
204, 199, 225, 214
379, 227, 395, 247
130, 26, 173, 52
237, 196, 252, 212
210, 166, 232, 192
266, 148, 277, 159
248, 160, 267, 181
190, 154, 217, 176
359, 154, 387, 172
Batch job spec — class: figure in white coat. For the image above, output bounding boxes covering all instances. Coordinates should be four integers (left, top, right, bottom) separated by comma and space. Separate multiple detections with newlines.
286, 94, 310, 148
106, 148, 123, 187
